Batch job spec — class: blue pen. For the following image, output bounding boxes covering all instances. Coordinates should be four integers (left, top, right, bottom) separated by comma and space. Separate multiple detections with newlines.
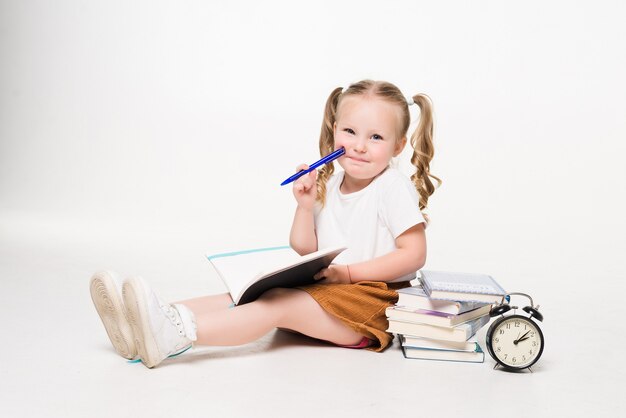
280, 147, 346, 186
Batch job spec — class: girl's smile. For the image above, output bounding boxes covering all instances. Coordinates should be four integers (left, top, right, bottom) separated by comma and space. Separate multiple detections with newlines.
345, 155, 369, 163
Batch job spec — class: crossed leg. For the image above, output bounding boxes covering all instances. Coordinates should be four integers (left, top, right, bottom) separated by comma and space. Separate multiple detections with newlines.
176, 288, 364, 347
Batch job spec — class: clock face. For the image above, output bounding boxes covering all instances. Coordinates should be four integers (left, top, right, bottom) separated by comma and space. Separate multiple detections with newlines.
489, 315, 544, 369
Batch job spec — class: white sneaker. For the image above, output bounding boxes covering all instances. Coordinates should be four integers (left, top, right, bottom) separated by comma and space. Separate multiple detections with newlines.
89, 271, 137, 360
122, 276, 197, 368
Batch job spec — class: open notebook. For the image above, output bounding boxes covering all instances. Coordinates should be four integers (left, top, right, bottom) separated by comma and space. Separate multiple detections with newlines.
206, 246, 346, 305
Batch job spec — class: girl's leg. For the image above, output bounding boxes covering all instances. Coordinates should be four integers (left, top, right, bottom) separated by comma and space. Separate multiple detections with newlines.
123, 279, 363, 368
189, 288, 364, 347
175, 293, 233, 315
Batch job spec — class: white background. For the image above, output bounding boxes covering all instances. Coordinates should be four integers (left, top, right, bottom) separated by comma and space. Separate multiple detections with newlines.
1, 1, 625, 417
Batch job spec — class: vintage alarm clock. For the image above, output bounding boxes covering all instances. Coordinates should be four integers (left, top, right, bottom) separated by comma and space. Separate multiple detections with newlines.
486, 292, 544, 371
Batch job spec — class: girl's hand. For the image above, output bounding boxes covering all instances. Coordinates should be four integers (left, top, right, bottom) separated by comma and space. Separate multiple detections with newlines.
314, 265, 351, 284
292, 164, 317, 211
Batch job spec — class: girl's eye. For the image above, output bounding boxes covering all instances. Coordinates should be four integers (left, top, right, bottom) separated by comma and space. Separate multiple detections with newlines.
344, 128, 355, 135
372, 134, 383, 141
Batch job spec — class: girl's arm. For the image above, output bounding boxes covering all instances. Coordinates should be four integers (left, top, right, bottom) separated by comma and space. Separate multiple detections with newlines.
289, 166, 318, 255
314, 223, 426, 283
289, 206, 317, 255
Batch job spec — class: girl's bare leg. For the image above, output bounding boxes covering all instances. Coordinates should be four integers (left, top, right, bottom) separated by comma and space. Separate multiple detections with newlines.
175, 293, 233, 315
180, 288, 363, 347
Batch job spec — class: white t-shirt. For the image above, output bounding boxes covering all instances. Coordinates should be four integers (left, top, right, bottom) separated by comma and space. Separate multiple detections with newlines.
314, 167, 426, 282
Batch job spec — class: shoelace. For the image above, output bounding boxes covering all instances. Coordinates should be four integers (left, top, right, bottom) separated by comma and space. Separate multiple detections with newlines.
162, 303, 185, 337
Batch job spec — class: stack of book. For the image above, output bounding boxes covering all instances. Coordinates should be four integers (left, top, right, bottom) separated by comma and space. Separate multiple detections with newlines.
387, 270, 507, 363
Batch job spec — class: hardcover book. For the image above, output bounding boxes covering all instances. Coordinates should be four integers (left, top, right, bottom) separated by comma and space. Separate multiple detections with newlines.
400, 335, 480, 352
396, 285, 490, 314
401, 342, 485, 363
386, 304, 492, 328
387, 315, 490, 342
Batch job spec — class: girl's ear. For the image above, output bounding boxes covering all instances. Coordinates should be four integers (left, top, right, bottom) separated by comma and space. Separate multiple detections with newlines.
333, 122, 337, 137
394, 136, 407, 157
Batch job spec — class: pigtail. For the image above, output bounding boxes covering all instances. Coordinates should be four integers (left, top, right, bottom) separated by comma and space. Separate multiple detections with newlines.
316, 87, 343, 207
409, 94, 442, 218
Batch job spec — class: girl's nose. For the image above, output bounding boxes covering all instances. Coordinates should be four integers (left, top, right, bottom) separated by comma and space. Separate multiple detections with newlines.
354, 136, 367, 152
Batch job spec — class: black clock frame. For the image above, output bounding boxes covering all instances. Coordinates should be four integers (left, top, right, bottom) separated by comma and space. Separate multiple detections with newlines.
486, 313, 545, 371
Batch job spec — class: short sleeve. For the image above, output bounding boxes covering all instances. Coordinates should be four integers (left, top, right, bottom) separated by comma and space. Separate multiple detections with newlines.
379, 176, 426, 239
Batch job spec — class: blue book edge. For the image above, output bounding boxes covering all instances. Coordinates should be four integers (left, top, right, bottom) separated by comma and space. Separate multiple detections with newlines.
206, 245, 292, 261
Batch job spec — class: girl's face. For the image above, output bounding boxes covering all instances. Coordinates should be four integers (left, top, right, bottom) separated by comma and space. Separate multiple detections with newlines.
333, 95, 406, 190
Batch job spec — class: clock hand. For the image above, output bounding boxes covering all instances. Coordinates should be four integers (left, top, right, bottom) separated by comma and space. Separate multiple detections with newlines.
514, 330, 531, 345
517, 336, 531, 343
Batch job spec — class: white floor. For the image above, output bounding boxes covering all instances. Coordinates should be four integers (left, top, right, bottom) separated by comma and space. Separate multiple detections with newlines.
0, 217, 622, 418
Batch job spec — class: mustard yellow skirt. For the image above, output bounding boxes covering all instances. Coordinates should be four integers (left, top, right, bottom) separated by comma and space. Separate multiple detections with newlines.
298, 281, 411, 352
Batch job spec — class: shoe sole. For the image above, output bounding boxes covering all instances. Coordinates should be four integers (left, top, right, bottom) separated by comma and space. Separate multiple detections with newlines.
122, 277, 162, 368
89, 271, 137, 360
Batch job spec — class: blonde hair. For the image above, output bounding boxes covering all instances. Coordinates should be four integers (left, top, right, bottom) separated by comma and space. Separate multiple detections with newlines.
317, 80, 442, 218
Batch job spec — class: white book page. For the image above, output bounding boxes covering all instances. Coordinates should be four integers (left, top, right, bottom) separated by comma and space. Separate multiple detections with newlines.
208, 247, 299, 300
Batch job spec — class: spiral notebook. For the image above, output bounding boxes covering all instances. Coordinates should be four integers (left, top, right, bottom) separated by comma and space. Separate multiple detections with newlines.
418, 270, 506, 304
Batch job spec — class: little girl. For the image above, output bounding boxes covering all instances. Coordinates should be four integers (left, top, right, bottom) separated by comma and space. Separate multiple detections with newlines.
90, 79, 441, 368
